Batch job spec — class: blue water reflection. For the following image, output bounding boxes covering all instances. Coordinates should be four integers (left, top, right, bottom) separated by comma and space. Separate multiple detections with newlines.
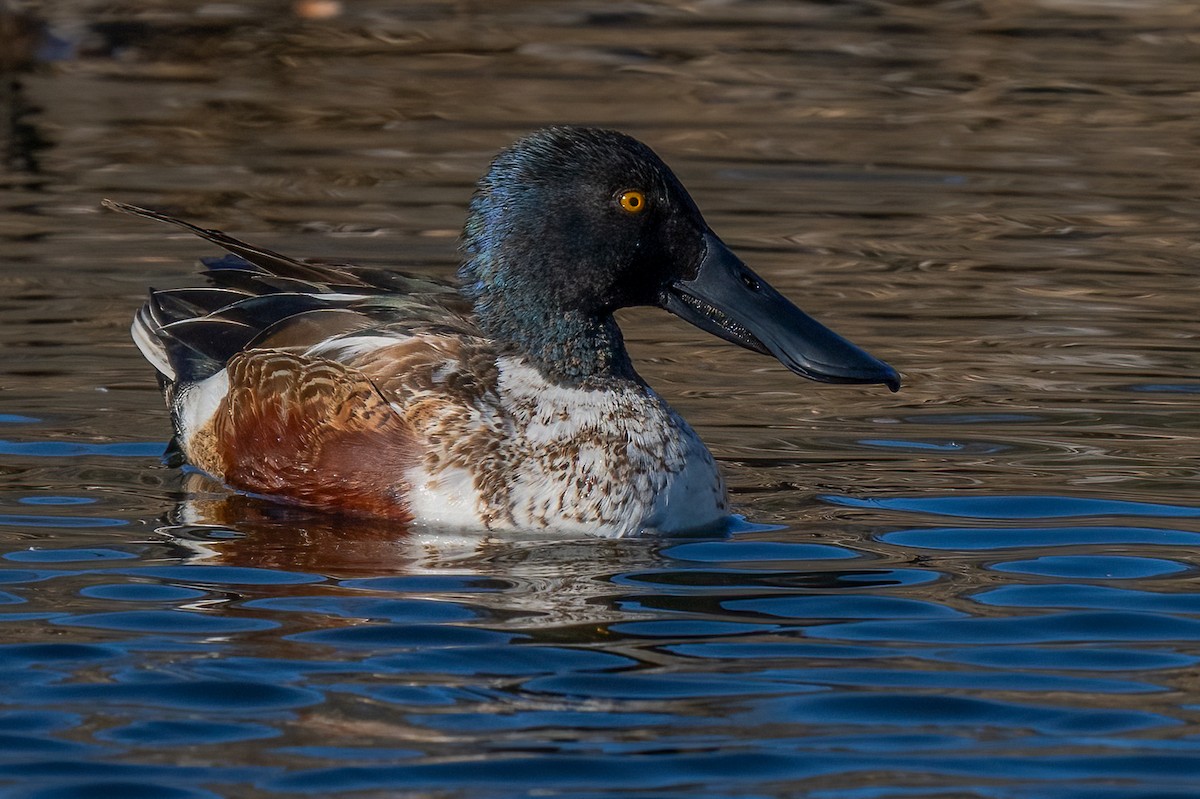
0, 489, 1195, 797
0, 462, 1192, 796
825, 494, 1200, 520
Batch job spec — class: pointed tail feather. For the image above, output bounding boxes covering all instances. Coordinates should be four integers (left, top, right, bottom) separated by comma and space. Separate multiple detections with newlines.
101, 199, 369, 286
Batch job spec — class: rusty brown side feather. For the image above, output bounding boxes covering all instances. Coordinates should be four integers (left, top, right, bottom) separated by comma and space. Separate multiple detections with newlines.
346, 335, 517, 523
189, 351, 418, 520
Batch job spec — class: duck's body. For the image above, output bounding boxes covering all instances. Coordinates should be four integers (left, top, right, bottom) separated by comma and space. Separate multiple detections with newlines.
113, 127, 897, 537
168, 326, 724, 536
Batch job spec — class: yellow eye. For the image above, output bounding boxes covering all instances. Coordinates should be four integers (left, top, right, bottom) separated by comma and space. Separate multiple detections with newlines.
618, 189, 647, 214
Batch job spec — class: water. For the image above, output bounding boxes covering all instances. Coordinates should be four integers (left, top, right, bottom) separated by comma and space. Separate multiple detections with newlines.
2, 1, 1199, 796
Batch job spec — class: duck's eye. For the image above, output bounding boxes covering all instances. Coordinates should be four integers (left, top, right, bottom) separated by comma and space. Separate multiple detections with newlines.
617, 189, 647, 214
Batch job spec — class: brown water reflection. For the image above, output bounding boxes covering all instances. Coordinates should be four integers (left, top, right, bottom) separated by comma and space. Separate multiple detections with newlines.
2, 1, 1200, 797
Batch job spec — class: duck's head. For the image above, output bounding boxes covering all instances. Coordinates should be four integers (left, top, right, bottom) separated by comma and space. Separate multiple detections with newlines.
460, 127, 899, 391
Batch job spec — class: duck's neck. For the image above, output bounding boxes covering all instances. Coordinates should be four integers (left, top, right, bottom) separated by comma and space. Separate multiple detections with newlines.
459, 250, 638, 387
475, 297, 638, 388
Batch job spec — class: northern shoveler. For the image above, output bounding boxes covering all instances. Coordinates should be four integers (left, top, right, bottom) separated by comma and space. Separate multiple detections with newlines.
109, 127, 899, 537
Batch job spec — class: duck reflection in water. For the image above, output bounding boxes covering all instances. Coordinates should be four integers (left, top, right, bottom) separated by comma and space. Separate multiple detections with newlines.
156, 472, 908, 632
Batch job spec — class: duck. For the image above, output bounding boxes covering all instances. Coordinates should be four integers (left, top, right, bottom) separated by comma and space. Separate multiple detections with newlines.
107, 126, 899, 538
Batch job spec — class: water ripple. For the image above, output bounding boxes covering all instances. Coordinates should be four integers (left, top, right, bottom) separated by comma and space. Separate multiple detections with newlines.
825, 494, 1200, 520
20, 681, 321, 712
0, 515, 127, 529
882, 526, 1200, 551
809, 611, 1200, 644
54, 611, 278, 634
0, 439, 165, 457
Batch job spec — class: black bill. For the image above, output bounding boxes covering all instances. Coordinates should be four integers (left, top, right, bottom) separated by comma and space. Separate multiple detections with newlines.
661, 231, 900, 392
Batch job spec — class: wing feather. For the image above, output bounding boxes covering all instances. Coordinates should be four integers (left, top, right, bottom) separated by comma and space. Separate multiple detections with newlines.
189, 350, 418, 520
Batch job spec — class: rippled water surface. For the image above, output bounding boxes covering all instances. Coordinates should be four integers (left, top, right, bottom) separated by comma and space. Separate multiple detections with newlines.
2, 1, 1199, 797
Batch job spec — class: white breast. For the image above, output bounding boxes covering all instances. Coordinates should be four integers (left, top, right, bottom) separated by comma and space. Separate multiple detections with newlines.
404, 357, 728, 537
